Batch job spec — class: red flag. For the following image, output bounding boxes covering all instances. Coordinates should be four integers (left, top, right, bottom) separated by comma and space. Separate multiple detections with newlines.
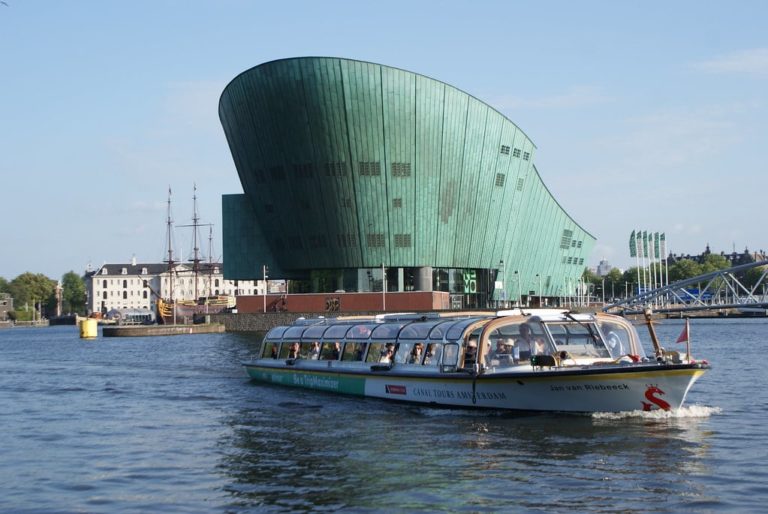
676, 321, 689, 343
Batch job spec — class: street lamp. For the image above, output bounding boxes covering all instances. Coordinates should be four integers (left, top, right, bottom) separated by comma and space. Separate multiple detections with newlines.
513, 270, 521, 307
498, 260, 505, 309
535, 273, 542, 307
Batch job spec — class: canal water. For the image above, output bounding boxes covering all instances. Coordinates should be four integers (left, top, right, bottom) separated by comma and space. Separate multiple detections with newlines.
0, 318, 765, 513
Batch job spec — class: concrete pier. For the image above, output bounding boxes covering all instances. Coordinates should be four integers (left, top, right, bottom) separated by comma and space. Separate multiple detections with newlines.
102, 323, 226, 337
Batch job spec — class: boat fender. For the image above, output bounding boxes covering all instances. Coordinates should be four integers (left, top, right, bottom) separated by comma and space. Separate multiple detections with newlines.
370, 363, 393, 372
286, 359, 296, 366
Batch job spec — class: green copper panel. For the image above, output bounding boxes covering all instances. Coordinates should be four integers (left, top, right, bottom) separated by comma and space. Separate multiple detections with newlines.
219, 57, 596, 298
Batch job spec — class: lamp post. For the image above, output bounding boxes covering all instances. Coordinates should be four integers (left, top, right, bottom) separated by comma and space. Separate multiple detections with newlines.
513, 270, 521, 307
535, 273, 541, 307
498, 260, 505, 309
381, 263, 386, 311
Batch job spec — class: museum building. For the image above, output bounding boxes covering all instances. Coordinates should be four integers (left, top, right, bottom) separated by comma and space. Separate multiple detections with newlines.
218, 57, 594, 310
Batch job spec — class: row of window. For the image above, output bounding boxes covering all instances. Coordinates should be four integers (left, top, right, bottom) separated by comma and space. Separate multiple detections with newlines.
562, 256, 585, 265
500, 146, 531, 161
262, 339, 453, 367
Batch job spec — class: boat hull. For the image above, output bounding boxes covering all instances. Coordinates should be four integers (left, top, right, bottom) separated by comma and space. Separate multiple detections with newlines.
243, 361, 708, 413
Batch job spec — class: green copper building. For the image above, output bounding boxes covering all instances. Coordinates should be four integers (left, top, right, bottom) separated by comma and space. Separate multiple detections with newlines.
219, 57, 594, 308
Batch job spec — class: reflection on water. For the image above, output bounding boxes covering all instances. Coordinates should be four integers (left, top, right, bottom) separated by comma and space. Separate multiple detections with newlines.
218, 385, 723, 512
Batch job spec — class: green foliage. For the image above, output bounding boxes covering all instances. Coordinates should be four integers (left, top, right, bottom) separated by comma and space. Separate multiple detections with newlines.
743, 265, 768, 289
581, 268, 601, 286
699, 254, 730, 274
668, 259, 703, 282
61, 271, 87, 314
8, 272, 56, 316
0, 276, 9, 293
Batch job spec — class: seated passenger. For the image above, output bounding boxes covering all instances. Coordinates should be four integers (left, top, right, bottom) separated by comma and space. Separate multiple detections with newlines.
424, 343, 441, 365
489, 338, 512, 364
464, 336, 478, 365
308, 341, 321, 360
330, 341, 341, 360
287, 342, 300, 359
516, 324, 536, 360
379, 343, 395, 364
408, 343, 424, 364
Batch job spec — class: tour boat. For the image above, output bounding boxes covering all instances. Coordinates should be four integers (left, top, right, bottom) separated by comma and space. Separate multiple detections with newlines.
242, 310, 709, 413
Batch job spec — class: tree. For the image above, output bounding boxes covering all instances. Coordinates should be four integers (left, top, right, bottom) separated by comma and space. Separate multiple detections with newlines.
700, 254, 730, 274
668, 259, 703, 282
8, 272, 56, 317
61, 271, 87, 314
0, 276, 9, 294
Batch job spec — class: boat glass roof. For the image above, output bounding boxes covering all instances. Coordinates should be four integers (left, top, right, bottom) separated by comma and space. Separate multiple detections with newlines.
370, 322, 409, 340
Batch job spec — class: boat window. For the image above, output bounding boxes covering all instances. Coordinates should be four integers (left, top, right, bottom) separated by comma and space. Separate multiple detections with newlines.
261, 341, 279, 359
445, 318, 488, 341
367, 342, 396, 363
371, 323, 408, 340
596, 319, 643, 359
320, 341, 342, 360
342, 342, 367, 361
324, 324, 353, 340
302, 325, 331, 341
423, 343, 442, 366
265, 326, 289, 339
441, 343, 460, 371
396, 341, 425, 364
547, 322, 610, 359
428, 320, 455, 340
283, 326, 308, 339
278, 342, 296, 359
300, 341, 321, 360
347, 324, 376, 340
398, 322, 435, 340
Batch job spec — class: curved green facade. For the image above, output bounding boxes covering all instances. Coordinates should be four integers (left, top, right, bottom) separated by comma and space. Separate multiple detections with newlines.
219, 57, 594, 303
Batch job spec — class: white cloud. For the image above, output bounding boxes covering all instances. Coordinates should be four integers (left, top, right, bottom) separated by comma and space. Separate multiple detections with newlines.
491, 85, 614, 110
692, 48, 768, 75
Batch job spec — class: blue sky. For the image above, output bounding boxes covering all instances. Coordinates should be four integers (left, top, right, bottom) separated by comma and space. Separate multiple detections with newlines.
1, 1, 767, 280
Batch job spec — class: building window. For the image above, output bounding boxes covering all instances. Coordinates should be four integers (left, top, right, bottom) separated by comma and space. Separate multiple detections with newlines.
102, 280, 107, 288
103, 291, 107, 299
141, 268, 147, 275
337, 233, 358, 247
500, 145, 510, 155
359, 161, 381, 176
560, 229, 574, 249
394, 234, 412, 248
215, 279, 220, 287
143, 291, 148, 299
391, 162, 411, 177
325, 161, 347, 177
393, 198, 403, 208
123, 291, 127, 299
495, 173, 505, 187
366, 233, 385, 247
101, 268, 108, 275
513, 148, 521, 158
523, 151, 530, 161
123, 280, 128, 288
121, 268, 127, 275
516, 178, 524, 191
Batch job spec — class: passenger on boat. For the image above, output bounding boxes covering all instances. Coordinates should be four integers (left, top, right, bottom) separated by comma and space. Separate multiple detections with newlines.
309, 341, 321, 360
517, 324, 547, 360
424, 343, 441, 365
464, 336, 478, 365
408, 343, 424, 364
287, 342, 300, 359
330, 341, 341, 360
379, 343, 395, 364
488, 338, 512, 365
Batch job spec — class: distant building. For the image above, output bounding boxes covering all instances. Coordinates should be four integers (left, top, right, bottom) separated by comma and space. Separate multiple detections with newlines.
668, 245, 767, 267
0, 293, 13, 321
596, 259, 613, 277
84, 258, 262, 315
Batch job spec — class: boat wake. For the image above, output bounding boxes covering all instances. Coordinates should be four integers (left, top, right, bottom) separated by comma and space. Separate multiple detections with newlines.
592, 404, 722, 420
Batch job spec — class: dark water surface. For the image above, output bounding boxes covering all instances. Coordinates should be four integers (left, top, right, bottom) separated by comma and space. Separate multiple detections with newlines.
1, 319, 766, 513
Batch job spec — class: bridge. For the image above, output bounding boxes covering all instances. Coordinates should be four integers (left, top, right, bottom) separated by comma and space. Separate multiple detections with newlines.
603, 260, 768, 315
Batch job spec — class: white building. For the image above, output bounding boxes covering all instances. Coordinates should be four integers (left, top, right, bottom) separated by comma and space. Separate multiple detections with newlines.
85, 257, 262, 315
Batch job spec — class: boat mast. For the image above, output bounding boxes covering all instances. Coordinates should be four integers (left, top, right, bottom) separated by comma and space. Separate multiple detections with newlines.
207, 225, 214, 297
164, 186, 175, 303
191, 184, 201, 301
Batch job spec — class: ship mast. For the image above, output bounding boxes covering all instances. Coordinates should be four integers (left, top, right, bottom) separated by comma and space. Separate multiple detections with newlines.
164, 186, 175, 303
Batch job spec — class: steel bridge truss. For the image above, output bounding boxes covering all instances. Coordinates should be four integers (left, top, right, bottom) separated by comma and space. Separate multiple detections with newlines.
604, 260, 768, 315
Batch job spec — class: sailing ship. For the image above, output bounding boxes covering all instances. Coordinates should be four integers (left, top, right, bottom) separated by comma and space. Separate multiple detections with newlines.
156, 187, 234, 325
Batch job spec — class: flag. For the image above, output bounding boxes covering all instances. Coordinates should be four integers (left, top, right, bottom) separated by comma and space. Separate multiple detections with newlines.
642, 231, 649, 257
660, 233, 666, 257
629, 231, 637, 258
654, 232, 660, 259
676, 320, 689, 343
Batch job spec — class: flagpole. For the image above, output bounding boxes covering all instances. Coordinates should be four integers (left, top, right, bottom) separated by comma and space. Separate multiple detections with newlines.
685, 318, 691, 363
